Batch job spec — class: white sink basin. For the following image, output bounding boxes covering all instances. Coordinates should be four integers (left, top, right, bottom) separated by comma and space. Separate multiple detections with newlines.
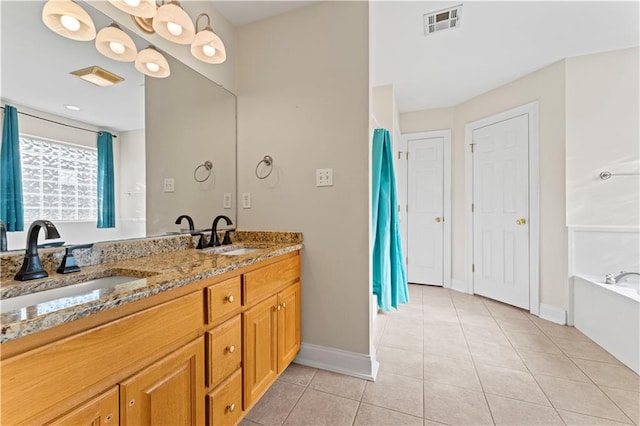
1, 275, 146, 314
219, 247, 262, 256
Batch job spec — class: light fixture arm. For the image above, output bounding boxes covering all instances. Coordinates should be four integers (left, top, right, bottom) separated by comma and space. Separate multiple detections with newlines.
195, 13, 212, 32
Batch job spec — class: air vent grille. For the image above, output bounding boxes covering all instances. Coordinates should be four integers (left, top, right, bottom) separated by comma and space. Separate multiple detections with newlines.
424, 4, 462, 36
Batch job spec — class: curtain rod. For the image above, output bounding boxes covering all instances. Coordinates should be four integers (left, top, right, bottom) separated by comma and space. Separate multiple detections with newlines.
0, 106, 117, 138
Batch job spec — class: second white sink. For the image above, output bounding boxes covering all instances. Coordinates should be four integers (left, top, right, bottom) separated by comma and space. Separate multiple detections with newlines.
219, 247, 262, 256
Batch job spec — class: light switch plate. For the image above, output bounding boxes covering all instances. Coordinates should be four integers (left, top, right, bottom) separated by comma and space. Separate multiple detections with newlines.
163, 178, 175, 193
242, 192, 251, 209
316, 168, 333, 187
223, 193, 232, 209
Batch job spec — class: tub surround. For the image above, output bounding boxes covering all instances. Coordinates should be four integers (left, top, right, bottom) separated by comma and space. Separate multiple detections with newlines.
0, 230, 302, 343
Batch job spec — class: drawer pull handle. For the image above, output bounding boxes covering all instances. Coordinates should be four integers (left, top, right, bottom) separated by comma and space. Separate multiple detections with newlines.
276, 304, 282, 311
227, 403, 236, 413
226, 345, 236, 353
282, 302, 287, 308
225, 295, 235, 303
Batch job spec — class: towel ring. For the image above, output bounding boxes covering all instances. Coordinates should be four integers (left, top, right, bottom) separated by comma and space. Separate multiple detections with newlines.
255, 155, 274, 180
194, 161, 213, 182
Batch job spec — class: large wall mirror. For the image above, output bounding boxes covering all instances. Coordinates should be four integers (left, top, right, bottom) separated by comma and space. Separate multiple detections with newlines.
0, 0, 236, 250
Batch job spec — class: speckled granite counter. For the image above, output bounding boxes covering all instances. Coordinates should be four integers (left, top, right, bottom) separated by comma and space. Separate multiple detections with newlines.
0, 231, 302, 343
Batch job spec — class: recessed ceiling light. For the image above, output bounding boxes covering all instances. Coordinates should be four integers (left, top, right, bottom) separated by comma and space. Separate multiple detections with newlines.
64, 104, 81, 111
70, 66, 124, 87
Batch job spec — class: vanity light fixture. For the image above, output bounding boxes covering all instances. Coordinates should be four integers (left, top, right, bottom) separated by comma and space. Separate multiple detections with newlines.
135, 46, 170, 78
191, 13, 226, 64
70, 66, 124, 87
96, 23, 138, 62
108, 0, 156, 18
152, 0, 195, 45
42, 0, 96, 41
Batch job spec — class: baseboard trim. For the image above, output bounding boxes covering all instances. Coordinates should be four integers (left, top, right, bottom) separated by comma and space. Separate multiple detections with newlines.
294, 342, 379, 381
451, 278, 470, 294
539, 303, 567, 325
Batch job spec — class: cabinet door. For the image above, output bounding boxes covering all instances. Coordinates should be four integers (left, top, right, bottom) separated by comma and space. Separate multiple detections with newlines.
46, 387, 119, 426
120, 338, 204, 426
243, 295, 278, 409
278, 282, 301, 372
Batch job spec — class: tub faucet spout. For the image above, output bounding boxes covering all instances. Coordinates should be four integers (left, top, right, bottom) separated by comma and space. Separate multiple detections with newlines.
605, 271, 640, 284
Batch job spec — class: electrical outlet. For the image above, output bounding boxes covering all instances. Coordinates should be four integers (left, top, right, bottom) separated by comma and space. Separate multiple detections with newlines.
223, 193, 232, 209
316, 168, 333, 187
242, 192, 251, 209
163, 178, 175, 193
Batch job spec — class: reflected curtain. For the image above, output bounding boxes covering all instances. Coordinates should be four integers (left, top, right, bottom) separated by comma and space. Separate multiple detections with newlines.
97, 131, 115, 228
0, 105, 24, 231
372, 128, 408, 311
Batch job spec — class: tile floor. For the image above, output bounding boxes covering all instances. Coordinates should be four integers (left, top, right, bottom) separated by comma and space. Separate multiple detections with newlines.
241, 284, 639, 425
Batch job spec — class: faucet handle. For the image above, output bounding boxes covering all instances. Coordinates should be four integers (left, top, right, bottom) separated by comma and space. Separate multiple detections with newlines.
222, 228, 235, 245
605, 274, 616, 284
57, 244, 93, 274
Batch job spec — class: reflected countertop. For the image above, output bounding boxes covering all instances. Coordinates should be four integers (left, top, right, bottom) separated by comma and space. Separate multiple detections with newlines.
0, 235, 302, 343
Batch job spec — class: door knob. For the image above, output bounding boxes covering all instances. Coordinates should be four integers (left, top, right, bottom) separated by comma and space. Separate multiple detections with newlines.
225, 295, 234, 303
516, 218, 527, 225
435, 217, 442, 223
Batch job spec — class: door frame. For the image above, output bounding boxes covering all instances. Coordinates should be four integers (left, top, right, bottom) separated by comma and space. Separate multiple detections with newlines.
402, 130, 451, 288
464, 102, 540, 315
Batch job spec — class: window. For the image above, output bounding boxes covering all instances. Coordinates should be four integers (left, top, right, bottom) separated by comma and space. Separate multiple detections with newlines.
20, 135, 97, 222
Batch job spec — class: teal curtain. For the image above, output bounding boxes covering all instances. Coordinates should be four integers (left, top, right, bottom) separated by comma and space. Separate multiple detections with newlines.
372, 128, 408, 311
97, 131, 115, 228
0, 105, 24, 231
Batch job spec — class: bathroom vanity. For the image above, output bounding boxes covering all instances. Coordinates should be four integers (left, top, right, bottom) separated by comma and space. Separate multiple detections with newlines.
0, 232, 302, 425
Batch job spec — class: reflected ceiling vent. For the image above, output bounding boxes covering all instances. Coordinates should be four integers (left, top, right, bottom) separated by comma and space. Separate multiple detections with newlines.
424, 4, 462, 36
70, 66, 124, 87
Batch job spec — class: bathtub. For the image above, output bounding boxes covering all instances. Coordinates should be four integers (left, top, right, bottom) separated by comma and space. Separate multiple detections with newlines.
573, 275, 639, 374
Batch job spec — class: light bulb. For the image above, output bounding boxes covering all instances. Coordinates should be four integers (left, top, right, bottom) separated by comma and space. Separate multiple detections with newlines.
166, 21, 183, 36
146, 62, 160, 73
60, 15, 81, 32
109, 41, 126, 55
202, 45, 216, 57
124, 0, 140, 6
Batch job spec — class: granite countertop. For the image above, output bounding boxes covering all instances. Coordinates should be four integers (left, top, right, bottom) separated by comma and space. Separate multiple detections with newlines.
0, 234, 302, 343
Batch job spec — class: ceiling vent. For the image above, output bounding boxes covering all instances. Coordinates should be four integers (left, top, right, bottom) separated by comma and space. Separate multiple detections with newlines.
424, 4, 462, 36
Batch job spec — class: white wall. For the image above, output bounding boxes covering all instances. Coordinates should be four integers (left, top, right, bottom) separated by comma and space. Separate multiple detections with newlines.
566, 47, 640, 227
399, 60, 568, 312
237, 1, 372, 365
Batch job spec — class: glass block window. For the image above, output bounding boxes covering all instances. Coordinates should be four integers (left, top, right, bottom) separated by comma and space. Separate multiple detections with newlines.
20, 135, 97, 222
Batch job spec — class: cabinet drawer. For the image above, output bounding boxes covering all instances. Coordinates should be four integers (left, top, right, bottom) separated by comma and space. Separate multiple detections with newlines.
46, 386, 118, 426
244, 255, 300, 306
207, 315, 242, 389
207, 369, 242, 426
206, 276, 242, 325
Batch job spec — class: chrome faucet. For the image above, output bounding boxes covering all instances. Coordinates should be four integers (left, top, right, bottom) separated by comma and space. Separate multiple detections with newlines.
208, 215, 234, 247
0, 220, 7, 252
175, 215, 195, 232
605, 271, 640, 284
14, 220, 61, 281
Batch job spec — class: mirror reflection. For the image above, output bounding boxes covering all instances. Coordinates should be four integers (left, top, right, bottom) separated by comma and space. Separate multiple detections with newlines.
0, 0, 236, 251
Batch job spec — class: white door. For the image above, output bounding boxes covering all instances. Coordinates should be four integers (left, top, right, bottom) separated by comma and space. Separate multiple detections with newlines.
407, 137, 444, 285
396, 135, 408, 271
472, 114, 530, 309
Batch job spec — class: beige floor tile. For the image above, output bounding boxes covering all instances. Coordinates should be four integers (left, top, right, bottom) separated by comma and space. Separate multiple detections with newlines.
550, 336, 622, 364
239, 418, 262, 426
377, 346, 423, 379
486, 394, 564, 425
453, 302, 491, 315
476, 363, 551, 406
278, 363, 318, 387
423, 381, 493, 425
556, 409, 634, 425
530, 318, 590, 341
517, 349, 590, 383
423, 420, 447, 426
572, 358, 640, 392
423, 353, 481, 390
424, 336, 472, 361
495, 317, 544, 335
468, 340, 528, 371
283, 389, 359, 426
484, 301, 531, 321
463, 323, 511, 347
353, 403, 423, 426
535, 375, 629, 423
379, 325, 424, 353
385, 318, 423, 335
424, 322, 464, 339
423, 307, 459, 323
505, 330, 563, 354
362, 372, 424, 418
308, 369, 366, 401
600, 386, 640, 425
457, 311, 499, 328
246, 380, 306, 425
